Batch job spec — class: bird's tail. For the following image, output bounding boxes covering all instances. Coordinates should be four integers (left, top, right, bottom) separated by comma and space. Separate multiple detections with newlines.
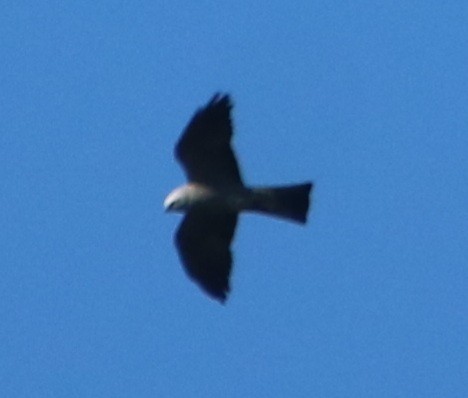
248, 183, 313, 224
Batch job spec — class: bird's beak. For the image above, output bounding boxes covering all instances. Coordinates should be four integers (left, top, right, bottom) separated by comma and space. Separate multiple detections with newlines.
163, 200, 173, 213
163, 196, 171, 212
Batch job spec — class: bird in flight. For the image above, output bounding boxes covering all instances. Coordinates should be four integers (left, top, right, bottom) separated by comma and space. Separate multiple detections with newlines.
164, 94, 313, 303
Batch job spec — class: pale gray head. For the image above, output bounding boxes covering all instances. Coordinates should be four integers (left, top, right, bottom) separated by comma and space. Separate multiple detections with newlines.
164, 184, 214, 212
164, 185, 192, 212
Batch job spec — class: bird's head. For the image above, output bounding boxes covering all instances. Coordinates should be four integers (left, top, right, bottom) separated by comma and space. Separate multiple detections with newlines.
164, 186, 192, 212
164, 184, 216, 212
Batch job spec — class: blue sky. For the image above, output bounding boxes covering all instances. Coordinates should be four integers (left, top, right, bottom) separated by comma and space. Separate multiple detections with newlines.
1, 2, 467, 397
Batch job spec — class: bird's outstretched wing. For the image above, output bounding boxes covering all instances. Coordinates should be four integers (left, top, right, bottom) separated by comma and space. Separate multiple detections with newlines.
175, 94, 243, 187
175, 207, 238, 302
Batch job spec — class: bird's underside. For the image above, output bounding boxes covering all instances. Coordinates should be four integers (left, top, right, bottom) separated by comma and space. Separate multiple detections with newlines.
165, 93, 313, 303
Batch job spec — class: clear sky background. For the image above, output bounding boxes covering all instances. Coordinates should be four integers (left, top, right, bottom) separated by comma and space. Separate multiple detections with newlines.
1, 2, 467, 397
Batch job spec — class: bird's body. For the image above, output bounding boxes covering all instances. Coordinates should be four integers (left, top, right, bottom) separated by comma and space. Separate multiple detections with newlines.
165, 183, 249, 213
165, 182, 312, 223
165, 94, 313, 302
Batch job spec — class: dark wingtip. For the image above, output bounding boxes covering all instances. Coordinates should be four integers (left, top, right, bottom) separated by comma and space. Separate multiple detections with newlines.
206, 288, 229, 304
198, 275, 230, 304
208, 92, 231, 107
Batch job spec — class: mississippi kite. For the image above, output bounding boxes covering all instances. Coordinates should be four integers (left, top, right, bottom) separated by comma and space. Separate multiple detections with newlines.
164, 94, 313, 303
